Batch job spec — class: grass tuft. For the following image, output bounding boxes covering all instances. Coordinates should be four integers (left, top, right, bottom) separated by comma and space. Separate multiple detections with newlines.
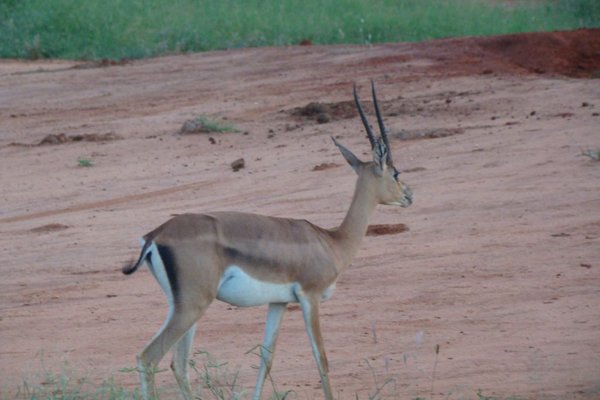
77, 158, 93, 167
189, 350, 246, 400
194, 117, 239, 134
15, 362, 137, 400
580, 148, 600, 161
180, 116, 239, 134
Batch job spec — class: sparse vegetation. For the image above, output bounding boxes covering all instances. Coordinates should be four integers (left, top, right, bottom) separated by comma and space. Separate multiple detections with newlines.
10, 350, 530, 400
580, 148, 600, 161
180, 117, 239, 134
14, 360, 136, 400
189, 350, 245, 400
1, 0, 598, 60
475, 391, 527, 400
77, 158, 93, 167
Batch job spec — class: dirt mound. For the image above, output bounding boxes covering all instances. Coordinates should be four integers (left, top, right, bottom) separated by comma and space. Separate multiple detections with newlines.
292, 100, 359, 123
394, 127, 464, 141
28, 223, 70, 234
477, 28, 600, 78
366, 28, 600, 79
38, 133, 121, 145
366, 223, 409, 236
6, 132, 122, 147
74, 58, 130, 69
312, 162, 340, 171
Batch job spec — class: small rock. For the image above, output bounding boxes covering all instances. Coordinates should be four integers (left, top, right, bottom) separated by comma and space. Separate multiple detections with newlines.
299, 102, 327, 117
180, 119, 206, 134
231, 158, 245, 172
316, 112, 331, 124
312, 162, 339, 171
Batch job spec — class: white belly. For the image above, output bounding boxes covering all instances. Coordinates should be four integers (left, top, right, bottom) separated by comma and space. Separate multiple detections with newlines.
217, 266, 299, 307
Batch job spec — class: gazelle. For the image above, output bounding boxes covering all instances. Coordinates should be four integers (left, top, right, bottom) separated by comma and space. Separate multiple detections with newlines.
123, 82, 412, 400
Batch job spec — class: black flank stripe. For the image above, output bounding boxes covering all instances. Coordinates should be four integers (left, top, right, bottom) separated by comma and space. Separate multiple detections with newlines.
156, 244, 179, 302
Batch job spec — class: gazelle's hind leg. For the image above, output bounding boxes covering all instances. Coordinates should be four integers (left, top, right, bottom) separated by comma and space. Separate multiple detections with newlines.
137, 305, 206, 400
171, 323, 197, 400
138, 242, 215, 400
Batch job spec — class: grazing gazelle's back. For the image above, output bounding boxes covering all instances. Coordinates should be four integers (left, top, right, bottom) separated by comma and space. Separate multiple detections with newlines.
123, 82, 413, 400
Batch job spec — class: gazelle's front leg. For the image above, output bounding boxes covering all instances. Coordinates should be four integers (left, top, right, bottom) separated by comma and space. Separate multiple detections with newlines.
295, 288, 333, 400
253, 302, 287, 400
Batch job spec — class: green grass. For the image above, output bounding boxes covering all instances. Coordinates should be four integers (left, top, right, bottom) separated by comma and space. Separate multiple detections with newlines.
193, 117, 239, 133
580, 147, 600, 161
1, 0, 599, 60
77, 158, 93, 167
179, 116, 240, 134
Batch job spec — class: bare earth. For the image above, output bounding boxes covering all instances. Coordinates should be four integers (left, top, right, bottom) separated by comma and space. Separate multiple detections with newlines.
1, 29, 599, 399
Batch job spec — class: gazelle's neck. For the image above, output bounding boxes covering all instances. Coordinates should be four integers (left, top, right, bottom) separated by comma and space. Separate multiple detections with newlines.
333, 172, 378, 268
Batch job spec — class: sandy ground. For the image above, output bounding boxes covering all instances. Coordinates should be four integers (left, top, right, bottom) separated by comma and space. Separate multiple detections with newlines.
1, 30, 599, 399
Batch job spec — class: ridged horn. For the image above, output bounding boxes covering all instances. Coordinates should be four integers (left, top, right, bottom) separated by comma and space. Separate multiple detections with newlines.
371, 80, 392, 163
353, 83, 376, 149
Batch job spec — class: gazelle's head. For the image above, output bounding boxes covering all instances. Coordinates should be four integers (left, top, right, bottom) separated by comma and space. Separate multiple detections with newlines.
333, 82, 413, 208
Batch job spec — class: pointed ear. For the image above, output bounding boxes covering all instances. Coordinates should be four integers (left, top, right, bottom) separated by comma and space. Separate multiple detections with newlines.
372, 137, 388, 174
331, 136, 363, 174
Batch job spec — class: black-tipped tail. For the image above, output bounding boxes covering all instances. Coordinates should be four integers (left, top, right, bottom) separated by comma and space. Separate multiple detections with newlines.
122, 239, 153, 275
122, 259, 140, 275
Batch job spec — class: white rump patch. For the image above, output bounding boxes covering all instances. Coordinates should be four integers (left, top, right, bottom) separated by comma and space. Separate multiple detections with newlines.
141, 239, 175, 336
